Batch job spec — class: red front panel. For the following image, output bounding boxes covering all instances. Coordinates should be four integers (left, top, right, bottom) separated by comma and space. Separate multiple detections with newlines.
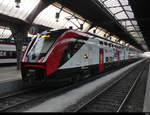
46, 31, 79, 76
23, 64, 46, 69
99, 49, 104, 72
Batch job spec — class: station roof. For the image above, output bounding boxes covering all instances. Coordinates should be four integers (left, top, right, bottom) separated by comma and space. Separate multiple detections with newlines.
129, 1, 150, 51
0, 0, 148, 51
58, 0, 147, 51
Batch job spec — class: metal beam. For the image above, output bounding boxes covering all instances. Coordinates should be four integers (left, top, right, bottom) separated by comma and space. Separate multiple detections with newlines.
25, 0, 57, 24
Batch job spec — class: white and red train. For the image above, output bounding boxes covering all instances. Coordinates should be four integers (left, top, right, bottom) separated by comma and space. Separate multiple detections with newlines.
21, 29, 141, 83
0, 43, 26, 64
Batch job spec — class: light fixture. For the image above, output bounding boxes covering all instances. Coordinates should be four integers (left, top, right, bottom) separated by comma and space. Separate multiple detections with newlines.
55, 6, 63, 22
15, 0, 21, 8
55, 12, 60, 22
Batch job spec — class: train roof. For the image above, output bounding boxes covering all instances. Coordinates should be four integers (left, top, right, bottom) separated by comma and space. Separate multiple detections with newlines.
41, 29, 137, 51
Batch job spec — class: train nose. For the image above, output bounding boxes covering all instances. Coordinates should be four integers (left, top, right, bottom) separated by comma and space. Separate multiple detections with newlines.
22, 67, 46, 83
26, 69, 36, 78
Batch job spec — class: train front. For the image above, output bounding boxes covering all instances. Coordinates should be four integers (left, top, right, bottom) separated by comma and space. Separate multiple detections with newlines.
21, 31, 58, 83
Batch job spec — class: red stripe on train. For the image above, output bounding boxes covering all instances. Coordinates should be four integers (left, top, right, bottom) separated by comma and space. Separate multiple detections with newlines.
23, 64, 46, 69
46, 31, 79, 76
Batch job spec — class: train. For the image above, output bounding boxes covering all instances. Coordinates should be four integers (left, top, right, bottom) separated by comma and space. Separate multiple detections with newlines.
21, 29, 141, 83
0, 43, 27, 64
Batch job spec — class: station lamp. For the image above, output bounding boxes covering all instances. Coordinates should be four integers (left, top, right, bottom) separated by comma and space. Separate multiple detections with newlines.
15, 0, 21, 8
55, 12, 60, 22
55, 7, 64, 22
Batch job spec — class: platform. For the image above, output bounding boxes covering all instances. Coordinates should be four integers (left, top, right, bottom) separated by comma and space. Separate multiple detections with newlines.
143, 60, 150, 112
0, 66, 33, 96
0, 66, 21, 82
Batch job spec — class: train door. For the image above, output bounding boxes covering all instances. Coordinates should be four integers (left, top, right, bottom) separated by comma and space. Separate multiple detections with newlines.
124, 49, 126, 62
99, 49, 104, 72
117, 50, 120, 66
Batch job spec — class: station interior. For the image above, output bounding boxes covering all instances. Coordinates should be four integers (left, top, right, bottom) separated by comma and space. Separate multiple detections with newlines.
0, 0, 150, 113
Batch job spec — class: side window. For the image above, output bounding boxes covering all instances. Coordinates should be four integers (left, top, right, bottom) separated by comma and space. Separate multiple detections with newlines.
59, 40, 74, 67
110, 57, 112, 62
104, 42, 107, 46
109, 43, 111, 47
71, 40, 83, 57
106, 57, 109, 62
99, 41, 103, 45
59, 36, 85, 67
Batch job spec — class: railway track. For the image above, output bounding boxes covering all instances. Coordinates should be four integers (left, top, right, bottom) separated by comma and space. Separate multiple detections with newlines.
73, 63, 146, 112
0, 81, 76, 112
0, 61, 143, 112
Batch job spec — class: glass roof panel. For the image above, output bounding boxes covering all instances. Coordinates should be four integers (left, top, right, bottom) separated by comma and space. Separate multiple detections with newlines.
126, 11, 134, 19
124, 6, 132, 11
109, 7, 123, 14
98, 0, 148, 50
132, 20, 138, 25
121, 20, 132, 27
0, 0, 40, 20
104, 0, 120, 7
134, 26, 140, 31
119, 0, 128, 5
126, 26, 135, 31
115, 11, 128, 19
126, 21, 132, 26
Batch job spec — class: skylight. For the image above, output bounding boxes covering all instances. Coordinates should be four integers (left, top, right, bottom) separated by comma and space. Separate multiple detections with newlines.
98, 0, 148, 51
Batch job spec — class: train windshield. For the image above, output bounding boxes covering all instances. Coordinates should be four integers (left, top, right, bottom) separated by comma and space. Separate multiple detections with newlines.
24, 30, 66, 63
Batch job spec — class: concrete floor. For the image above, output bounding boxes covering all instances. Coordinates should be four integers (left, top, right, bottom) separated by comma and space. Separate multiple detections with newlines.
0, 66, 21, 82
143, 63, 150, 112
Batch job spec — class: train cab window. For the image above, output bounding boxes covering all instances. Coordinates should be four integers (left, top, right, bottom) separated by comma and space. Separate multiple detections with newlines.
24, 30, 66, 62
106, 57, 109, 62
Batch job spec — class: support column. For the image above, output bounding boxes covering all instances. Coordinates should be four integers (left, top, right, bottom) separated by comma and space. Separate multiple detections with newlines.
11, 25, 27, 70
15, 32, 24, 70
